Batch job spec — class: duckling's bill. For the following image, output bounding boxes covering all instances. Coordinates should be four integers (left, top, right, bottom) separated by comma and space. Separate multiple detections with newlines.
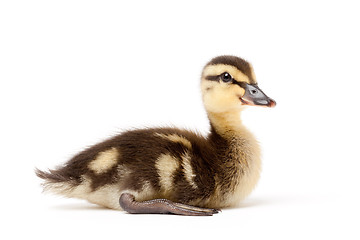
239, 83, 276, 108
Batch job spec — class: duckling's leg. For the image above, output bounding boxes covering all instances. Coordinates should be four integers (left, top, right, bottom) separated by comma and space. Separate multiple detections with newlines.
119, 193, 219, 216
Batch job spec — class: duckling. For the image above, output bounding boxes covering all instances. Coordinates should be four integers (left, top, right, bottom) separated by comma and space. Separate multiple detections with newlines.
36, 55, 276, 216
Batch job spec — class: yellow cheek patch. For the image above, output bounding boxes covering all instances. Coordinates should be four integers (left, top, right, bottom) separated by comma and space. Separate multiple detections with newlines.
229, 84, 246, 97
201, 83, 246, 113
202, 64, 251, 84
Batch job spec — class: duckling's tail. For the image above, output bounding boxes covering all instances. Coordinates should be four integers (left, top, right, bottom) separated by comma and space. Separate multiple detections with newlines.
35, 166, 123, 210
35, 167, 80, 196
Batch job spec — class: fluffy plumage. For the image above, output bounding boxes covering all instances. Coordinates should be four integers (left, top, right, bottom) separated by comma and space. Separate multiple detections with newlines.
36, 55, 275, 214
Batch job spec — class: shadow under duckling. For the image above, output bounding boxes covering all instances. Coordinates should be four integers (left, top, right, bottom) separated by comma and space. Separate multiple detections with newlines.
36, 55, 276, 216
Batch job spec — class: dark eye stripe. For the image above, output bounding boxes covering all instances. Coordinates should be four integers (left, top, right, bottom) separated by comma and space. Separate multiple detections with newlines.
205, 75, 219, 81
233, 81, 247, 88
205, 73, 233, 82
205, 75, 250, 88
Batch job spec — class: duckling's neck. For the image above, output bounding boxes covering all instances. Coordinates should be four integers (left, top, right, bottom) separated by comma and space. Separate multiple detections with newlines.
207, 109, 259, 162
207, 110, 247, 138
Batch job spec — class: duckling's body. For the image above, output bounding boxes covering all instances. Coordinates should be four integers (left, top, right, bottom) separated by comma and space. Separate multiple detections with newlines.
37, 56, 275, 215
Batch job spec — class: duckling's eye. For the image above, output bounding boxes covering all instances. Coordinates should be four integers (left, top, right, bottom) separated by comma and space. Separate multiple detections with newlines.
221, 72, 232, 82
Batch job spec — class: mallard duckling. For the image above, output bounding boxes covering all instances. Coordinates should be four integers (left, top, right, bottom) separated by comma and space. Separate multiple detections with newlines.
36, 55, 276, 216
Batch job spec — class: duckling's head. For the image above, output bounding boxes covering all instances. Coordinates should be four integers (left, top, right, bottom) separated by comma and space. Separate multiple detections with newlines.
201, 55, 276, 113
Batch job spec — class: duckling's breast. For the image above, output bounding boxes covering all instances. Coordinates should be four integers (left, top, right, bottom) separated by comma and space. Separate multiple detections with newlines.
206, 132, 262, 208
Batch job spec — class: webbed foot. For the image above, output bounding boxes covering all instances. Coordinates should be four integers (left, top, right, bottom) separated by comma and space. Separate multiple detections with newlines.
119, 193, 220, 216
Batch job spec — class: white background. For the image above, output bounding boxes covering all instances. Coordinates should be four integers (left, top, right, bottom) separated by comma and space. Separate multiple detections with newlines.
1, 0, 359, 239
